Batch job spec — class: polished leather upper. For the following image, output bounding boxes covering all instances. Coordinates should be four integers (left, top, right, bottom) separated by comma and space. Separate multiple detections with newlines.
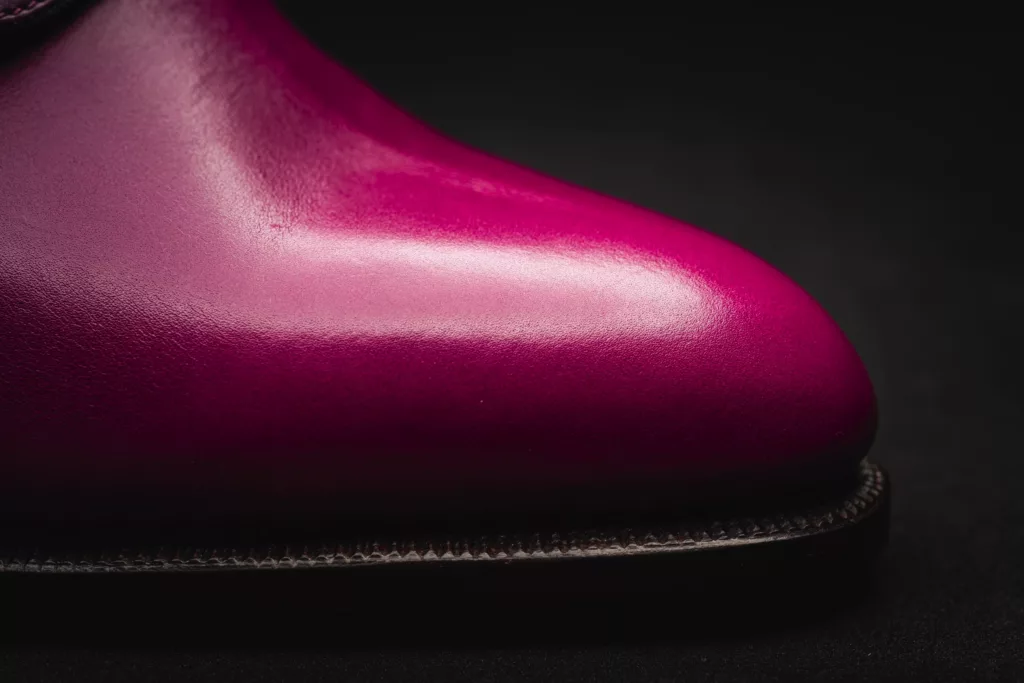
0, 0, 876, 521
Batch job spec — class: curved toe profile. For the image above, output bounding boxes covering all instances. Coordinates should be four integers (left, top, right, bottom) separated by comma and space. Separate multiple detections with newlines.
0, 0, 877, 531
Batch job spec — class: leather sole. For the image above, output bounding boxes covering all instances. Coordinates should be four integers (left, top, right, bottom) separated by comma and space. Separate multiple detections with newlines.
0, 460, 887, 577
0, 462, 888, 645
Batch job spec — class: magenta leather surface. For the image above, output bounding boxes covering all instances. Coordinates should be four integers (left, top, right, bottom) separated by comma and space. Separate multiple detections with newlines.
0, 0, 875, 515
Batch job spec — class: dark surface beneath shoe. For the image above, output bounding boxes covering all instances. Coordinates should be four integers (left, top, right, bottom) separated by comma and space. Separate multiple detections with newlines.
1, 553, 883, 648
2, 16, 1021, 683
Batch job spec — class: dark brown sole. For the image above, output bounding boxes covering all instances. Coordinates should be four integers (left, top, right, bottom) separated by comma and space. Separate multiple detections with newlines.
0, 462, 888, 646
0, 460, 888, 577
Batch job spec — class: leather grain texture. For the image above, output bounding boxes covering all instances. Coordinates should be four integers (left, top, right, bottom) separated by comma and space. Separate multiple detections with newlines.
0, 0, 876, 519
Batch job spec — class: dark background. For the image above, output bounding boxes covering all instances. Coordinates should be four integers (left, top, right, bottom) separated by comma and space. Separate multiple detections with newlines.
3, 10, 1021, 682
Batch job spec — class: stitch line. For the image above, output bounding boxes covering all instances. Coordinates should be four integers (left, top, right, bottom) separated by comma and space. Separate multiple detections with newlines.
0, 462, 887, 573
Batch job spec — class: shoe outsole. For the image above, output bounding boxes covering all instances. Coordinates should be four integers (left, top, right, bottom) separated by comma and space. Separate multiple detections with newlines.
0, 461, 888, 577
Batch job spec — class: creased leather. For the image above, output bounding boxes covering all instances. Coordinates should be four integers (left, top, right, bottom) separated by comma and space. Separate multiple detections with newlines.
0, 0, 876, 516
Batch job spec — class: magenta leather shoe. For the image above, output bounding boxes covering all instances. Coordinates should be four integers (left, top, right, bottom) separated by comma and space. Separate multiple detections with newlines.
0, 0, 887, 577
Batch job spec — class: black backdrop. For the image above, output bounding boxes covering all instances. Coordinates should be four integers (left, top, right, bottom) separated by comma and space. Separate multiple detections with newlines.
3, 12, 1020, 682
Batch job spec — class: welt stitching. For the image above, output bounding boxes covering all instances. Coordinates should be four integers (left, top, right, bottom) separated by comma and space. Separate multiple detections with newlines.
0, 462, 887, 573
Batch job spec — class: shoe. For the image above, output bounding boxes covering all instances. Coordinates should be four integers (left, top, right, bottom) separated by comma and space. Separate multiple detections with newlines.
0, 0, 887, 579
